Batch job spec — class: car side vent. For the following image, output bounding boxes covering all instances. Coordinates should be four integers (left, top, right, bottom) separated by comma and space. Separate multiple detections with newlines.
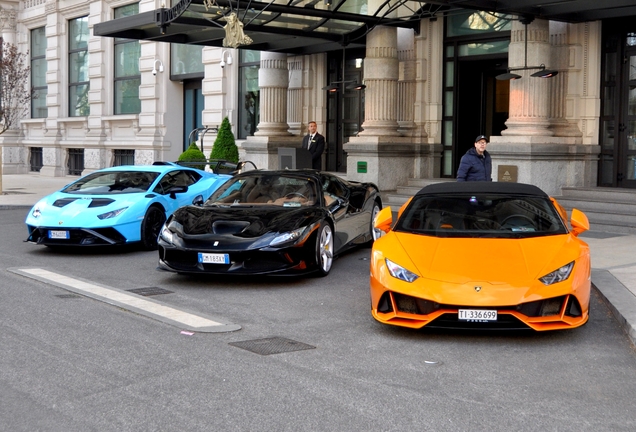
53, 198, 79, 207
88, 198, 115, 208
145, 194, 156, 198
565, 295, 582, 317
377, 291, 394, 313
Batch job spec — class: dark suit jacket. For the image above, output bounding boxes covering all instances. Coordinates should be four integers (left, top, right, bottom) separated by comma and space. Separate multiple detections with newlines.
302, 132, 325, 170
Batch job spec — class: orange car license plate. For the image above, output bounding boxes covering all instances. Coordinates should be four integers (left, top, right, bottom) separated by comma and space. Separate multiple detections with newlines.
458, 309, 497, 322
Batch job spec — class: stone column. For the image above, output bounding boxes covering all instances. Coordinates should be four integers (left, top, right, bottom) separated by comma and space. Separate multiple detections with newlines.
359, 26, 400, 137
397, 28, 416, 137
287, 57, 303, 135
0, 5, 18, 185
501, 19, 553, 137
255, 52, 291, 136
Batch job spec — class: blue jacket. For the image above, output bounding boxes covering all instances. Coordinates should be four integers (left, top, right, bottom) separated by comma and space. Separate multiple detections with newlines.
456, 148, 492, 182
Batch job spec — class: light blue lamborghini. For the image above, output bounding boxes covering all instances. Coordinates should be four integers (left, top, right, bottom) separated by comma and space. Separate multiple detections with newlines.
25, 163, 231, 249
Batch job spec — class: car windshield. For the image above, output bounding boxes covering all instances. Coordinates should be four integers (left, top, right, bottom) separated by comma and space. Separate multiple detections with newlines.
395, 193, 568, 238
206, 174, 318, 207
62, 171, 159, 195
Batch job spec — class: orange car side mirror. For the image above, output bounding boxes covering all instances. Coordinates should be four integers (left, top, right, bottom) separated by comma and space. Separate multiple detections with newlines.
374, 206, 393, 234
570, 208, 589, 236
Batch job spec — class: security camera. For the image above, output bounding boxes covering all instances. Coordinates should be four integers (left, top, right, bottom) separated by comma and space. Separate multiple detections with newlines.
152, 68, 157, 76
220, 60, 226, 68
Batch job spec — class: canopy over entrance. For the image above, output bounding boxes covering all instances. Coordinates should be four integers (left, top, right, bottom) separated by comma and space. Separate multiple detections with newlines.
94, 0, 636, 54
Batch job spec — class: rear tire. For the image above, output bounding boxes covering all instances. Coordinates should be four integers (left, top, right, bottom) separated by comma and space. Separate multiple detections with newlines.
314, 221, 334, 277
141, 206, 166, 250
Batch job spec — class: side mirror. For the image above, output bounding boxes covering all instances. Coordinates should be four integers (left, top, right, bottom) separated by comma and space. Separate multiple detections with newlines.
570, 208, 589, 236
169, 185, 188, 199
374, 206, 393, 234
192, 195, 204, 206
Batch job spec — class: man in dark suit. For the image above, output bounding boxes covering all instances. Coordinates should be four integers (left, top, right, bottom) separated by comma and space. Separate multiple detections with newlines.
301, 121, 325, 170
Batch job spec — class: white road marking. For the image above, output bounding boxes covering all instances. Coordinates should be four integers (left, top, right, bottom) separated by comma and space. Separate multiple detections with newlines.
10, 268, 240, 333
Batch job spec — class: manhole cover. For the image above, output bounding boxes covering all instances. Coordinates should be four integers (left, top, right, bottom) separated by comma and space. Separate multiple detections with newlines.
229, 337, 316, 355
55, 294, 82, 299
126, 287, 174, 297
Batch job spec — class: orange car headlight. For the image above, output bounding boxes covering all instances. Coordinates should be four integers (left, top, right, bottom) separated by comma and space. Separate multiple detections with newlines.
386, 259, 419, 283
539, 261, 574, 286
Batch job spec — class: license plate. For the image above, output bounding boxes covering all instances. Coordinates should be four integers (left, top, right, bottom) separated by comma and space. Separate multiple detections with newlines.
458, 309, 497, 322
198, 252, 230, 264
48, 230, 69, 239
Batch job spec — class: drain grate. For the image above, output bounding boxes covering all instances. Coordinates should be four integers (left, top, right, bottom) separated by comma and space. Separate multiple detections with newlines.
55, 294, 82, 299
229, 337, 316, 355
126, 287, 174, 297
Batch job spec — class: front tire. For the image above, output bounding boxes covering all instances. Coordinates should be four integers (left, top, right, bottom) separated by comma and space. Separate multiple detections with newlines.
141, 206, 166, 250
315, 222, 334, 277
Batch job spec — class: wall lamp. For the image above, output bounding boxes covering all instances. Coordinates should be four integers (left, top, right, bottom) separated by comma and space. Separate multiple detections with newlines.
322, 81, 365, 92
152, 59, 164, 76
495, 21, 558, 81
220, 50, 233, 68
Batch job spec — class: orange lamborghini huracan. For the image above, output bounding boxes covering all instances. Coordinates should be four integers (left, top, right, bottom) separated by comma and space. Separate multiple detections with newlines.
370, 182, 591, 331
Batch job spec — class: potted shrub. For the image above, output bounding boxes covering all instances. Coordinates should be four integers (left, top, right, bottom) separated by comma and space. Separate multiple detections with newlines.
210, 117, 239, 164
178, 143, 207, 169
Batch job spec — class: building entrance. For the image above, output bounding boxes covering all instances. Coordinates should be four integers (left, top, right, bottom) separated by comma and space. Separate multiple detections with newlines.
325, 49, 365, 173
600, 21, 636, 188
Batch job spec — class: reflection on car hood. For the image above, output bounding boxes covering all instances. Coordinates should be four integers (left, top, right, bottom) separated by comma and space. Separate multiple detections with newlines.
394, 232, 578, 285
172, 205, 323, 237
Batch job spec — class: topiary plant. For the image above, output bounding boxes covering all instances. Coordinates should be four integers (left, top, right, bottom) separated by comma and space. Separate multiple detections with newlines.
178, 143, 207, 168
210, 117, 239, 163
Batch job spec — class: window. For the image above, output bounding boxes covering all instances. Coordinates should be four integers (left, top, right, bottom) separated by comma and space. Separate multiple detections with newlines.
68, 148, 85, 175
69, 16, 89, 117
238, 50, 260, 139
113, 149, 135, 166
31, 27, 47, 118
30, 147, 43, 172
114, 4, 141, 114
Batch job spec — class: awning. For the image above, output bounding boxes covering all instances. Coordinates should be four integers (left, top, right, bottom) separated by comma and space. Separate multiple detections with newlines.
93, 0, 636, 54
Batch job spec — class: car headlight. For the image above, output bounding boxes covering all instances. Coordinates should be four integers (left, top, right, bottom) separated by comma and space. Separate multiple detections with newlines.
270, 227, 308, 247
539, 261, 574, 286
159, 221, 183, 245
31, 207, 42, 218
97, 207, 128, 220
386, 259, 419, 283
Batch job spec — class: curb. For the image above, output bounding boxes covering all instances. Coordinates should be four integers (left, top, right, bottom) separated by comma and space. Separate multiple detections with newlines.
592, 268, 636, 348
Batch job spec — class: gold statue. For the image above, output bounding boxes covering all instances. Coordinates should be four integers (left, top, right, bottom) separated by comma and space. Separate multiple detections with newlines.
223, 12, 253, 48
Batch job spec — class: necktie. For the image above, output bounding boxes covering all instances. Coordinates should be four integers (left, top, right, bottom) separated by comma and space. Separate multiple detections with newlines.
308, 135, 313, 149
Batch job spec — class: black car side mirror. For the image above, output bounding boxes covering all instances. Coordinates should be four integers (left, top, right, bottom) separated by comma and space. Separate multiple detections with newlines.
192, 195, 204, 206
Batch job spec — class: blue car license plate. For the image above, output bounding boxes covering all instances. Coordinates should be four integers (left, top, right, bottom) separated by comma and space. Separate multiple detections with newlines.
198, 252, 230, 264
48, 230, 69, 239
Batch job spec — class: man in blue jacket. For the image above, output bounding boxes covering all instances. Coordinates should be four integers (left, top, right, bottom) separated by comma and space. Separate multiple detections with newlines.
456, 135, 492, 181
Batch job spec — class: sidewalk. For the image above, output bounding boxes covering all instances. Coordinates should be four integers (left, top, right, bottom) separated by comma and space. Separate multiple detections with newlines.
2, 173, 635, 345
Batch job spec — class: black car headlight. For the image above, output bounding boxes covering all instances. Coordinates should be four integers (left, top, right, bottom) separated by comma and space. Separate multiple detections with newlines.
270, 227, 308, 247
539, 261, 574, 286
386, 259, 419, 283
159, 220, 183, 245
97, 207, 128, 220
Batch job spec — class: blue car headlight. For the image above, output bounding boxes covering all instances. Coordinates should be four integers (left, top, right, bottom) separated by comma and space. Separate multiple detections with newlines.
97, 207, 129, 220
386, 259, 419, 283
31, 206, 42, 219
270, 226, 309, 247
539, 261, 574, 286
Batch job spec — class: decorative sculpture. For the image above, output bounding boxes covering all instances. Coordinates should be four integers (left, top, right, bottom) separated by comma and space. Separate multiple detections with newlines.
222, 12, 253, 48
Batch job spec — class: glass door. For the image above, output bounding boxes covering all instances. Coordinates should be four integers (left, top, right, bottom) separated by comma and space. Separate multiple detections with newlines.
621, 43, 636, 188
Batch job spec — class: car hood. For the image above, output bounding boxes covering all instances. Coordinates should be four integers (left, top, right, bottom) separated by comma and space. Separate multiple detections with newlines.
26, 192, 149, 226
390, 231, 583, 285
172, 205, 325, 237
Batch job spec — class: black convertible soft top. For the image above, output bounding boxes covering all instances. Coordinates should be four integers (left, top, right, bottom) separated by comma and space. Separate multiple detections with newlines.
416, 181, 549, 197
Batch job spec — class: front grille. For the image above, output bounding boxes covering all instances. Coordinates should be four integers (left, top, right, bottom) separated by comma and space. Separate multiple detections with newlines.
428, 313, 530, 330
30, 227, 127, 246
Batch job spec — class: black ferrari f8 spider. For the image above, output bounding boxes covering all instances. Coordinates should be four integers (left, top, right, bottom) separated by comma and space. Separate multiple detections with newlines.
157, 170, 381, 276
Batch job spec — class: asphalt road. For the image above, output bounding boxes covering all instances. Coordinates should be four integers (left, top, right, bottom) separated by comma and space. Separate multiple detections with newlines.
2, 208, 636, 431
